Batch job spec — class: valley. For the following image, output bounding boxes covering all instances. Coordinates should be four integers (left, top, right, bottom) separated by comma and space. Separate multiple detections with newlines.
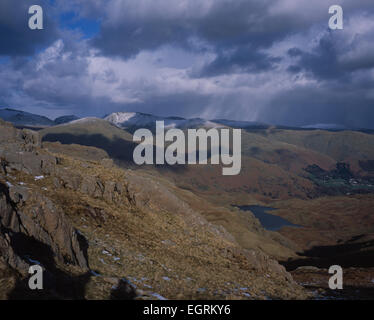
1, 109, 373, 300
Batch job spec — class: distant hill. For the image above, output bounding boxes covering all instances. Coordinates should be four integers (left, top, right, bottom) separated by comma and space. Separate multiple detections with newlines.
41, 117, 136, 163
40, 114, 335, 203
54, 115, 79, 125
2, 107, 373, 133
0, 108, 54, 127
265, 129, 374, 162
212, 119, 269, 129
301, 123, 347, 130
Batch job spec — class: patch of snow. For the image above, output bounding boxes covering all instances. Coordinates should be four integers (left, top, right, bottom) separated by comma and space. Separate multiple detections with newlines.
105, 112, 137, 125
161, 240, 176, 246
149, 293, 167, 300
34, 176, 44, 181
162, 276, 171, 281
123, 278, 137, 288
90, 270, 101, 277
136, 254, 146, 261
27, 257, 41, 265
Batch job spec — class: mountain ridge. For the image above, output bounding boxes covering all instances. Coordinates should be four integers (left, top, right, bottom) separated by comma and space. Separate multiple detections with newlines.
2, 107, 370, 132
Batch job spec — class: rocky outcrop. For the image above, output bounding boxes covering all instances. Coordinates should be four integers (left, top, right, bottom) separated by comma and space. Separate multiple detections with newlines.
0, 121, 88, 290
53, 166, 133, 207
0, 120, 56, 177
0, 183, 88, 273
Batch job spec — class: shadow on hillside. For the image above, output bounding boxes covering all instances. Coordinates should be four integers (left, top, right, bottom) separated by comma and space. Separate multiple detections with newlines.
43, 133, 136, 163
42, 132, 189, 173
281, 238, 374, 271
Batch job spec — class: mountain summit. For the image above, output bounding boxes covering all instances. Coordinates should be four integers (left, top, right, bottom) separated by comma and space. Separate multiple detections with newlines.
104, 112, 221, 130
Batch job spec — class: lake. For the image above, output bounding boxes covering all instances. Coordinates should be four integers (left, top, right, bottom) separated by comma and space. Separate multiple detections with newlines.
234, 205, 301, 231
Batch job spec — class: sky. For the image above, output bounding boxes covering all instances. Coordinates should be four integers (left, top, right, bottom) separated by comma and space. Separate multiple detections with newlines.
0, 0, 373, 128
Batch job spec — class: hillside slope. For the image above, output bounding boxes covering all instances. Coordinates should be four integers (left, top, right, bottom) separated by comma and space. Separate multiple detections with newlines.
0, 119, 308, 300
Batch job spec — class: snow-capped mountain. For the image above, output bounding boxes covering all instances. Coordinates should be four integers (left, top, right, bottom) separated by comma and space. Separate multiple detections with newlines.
104, 112, 222, 130
0, 108, 54, 127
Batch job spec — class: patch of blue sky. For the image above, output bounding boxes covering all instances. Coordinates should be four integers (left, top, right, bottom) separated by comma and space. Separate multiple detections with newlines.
59, 11, 101, 39
0, 57, 10, 65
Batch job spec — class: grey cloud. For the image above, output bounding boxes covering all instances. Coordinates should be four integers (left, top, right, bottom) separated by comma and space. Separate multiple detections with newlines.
197, 46, 282, 77
287, 27, 374, 82
257, 84, 374, 129
89, 0, 297, 59
86, 0, 374, 57
287, 32, 343, 80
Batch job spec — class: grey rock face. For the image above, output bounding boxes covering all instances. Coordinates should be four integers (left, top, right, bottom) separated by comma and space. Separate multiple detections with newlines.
0, 122, 88, 278
0, 182, 88, 274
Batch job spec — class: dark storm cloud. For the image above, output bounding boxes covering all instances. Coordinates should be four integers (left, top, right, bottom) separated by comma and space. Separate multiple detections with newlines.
0, 0, 58, 56
85, 0, 374, 80
84, 0, 309, 79
89, 0, 312, 60
287, 31, 374, 81
197, 47, 282, 77
258, 83, 374, 129
70, 0, 374, 50
287, 33, 343, 80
